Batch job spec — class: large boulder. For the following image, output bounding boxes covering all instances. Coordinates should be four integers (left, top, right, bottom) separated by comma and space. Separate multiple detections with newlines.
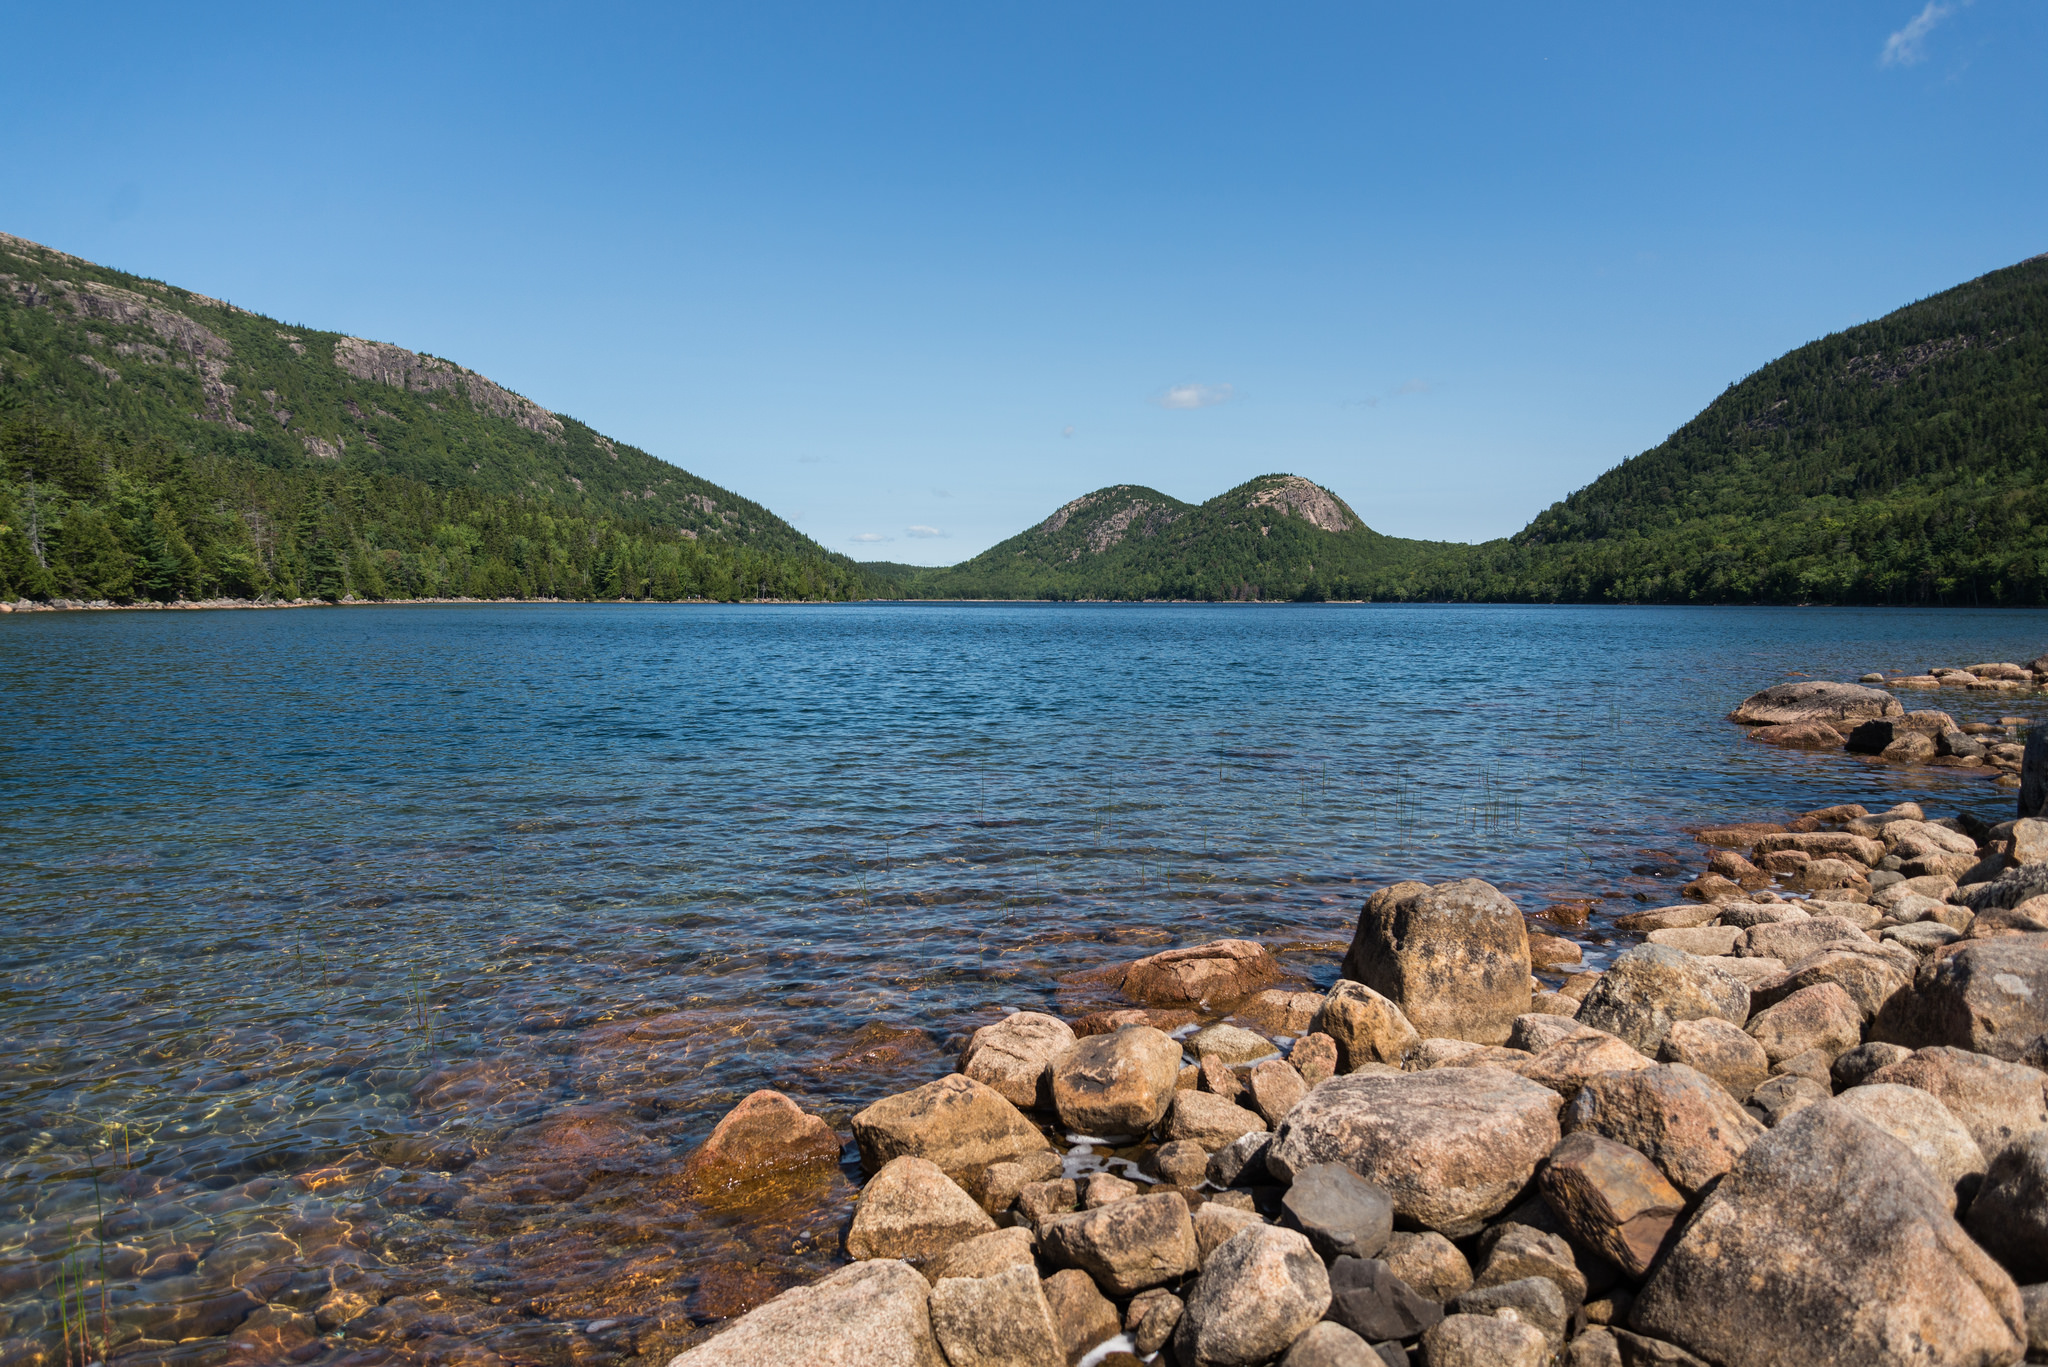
845, 1156, 997, 1263
1309, 981, 1422, 1071
1267, 1066, 1562, 1236
1172, 1224, 1333, 1367
669, 1258, 943, 1366
1562, 1064, 1766, 1197
1631, 1101, 2025, 1366
852, 1075, 1053, 1177
1538, 1132, 1685, 1279
1875, 935, 2048, 1062
1832, 1084, 1985, 1210
1964, 1132, 2048, 1284
1865, 1046, 2048, 1154
961, 1013, 1076, 1111
1728, 681, 1902, 726
1339, 878, 1533, 1044
1575, 945, 1751, 1055
925, 1263, 1063, 1367
680, 1089, 843, 1202
1049, 1025, 1182, 1137
1120, 939, 1280, 1008
1037, 1190, 1199, 1295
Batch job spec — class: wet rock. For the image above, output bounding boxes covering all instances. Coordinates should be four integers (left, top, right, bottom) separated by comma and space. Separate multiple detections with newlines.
854, 1074, 1054, 1177
1280, 1162, 1393, 1263
1357, 1236, 1458, 1308
1153, 1138, 1211, 1187
1121, 939, 1281, 1009
1575, 945, 1752, 1055
1747, 1073, 1829, 1126
1050, 1025, 1182, 1137
1323, 1256, 1444, 1342
1833, 1083, 1984, 1210
1291, 1032, 1339, 1084
1655, 1017, 1770, 1100
1744, 982, 1862, 1065
1189, 1022, 1278, 1064
1632, 1101, 2025, 1367
1173, 1224, 1333, 1367
1518, 1032, 1656, 1102
681, 1089, 843, 1200
226, 1306, 316, 1360
1965, 1132, 2048, 1283
1420, 1312, 1550, 1367
981, 1150, 1066, 1218
1878, 934, 2048, 1062
1539, 1132, 1685, 1278
1866, 1045, 2048, 1153
928, 1226, 1039, 1282
1082, 1171, 1139, 1208
1246, 1059, 1309, 1127
1038, 1190, 1200, 1295
1451, 1276, 1569, 1352
1016, 1178, 1079, 1228
963, 1013, 1078, 1111
1729, 681, 1901, 726
1281, 1320, 1383, 1367
927, 1262, 1062, 1367
848, 1156, 999, 1263
1267, 1067, 1563, 1236
1165, 1090, 1267, 1150
1207, 1130, 1274, 1187
1194, 1201, 1265, 1264
669, 1258, 942, 1366
1748, 720, 1846, 748
1340, 878, 1533, 1045
1041, 1267, 1120, 1365
1310, 981, 1423, 1071
1563, 1063, 1765, 1196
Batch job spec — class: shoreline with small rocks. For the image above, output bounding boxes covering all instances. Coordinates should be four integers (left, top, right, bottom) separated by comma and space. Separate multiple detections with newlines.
661, 719, 2048, 1367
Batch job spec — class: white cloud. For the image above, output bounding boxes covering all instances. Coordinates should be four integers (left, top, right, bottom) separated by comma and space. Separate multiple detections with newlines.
905, 525, 945, 538
1882, 1, 1963, 66
1396, 378, 1432, 396
1153, 382, 1235, 410
851, 532, 891, 543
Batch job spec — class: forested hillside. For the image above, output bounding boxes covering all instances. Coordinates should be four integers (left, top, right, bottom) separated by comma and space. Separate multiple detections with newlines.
874, 253, 2048, 605
879, 475, 1426, 600
0, 232, 869, 602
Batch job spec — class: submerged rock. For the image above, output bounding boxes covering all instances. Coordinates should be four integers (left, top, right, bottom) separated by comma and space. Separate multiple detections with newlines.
680, 1088, 843, 1201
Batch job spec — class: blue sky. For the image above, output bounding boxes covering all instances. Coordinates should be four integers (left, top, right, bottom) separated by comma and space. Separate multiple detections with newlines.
5, 2, 2043, 562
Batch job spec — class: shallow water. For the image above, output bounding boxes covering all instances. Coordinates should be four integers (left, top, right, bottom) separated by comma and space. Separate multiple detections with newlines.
3, 602, 2046, 1365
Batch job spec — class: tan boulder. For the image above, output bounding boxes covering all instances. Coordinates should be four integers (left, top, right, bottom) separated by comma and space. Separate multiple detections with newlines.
1245, 1059, 1309, 1128
926, 1263, 1062, 1367
1538, 1132, 1684, 1279
1050, 1025, 1182, 1137
1163, 1090, 1267, 1151
668, 1258, 942, 1366
925, 1226, 1039, 1283
1515, 1032, 1654, 1102
1744, 982, 1863, 1065
1562, 1063, 1766, 1196
1656, 1017, 1770, 1100
1234, 989, 1327, 1036
847, 1156, 997, 1263
1340, 878, 1533, 1045
1041, 1268, 1119, 1365
852, 1075, 1054, 1177
680, 1089, 842, 1202
1290, 1032, 1338, 1085
961, 1013, 1076, 1111
1308, 980, 1421, 1071
1037, 1191, 1200, 1295
1727, 681, 1901, 726
1865, 1046, 2048, 1154
1120, 939, 1280, 1008
1172, 1225, 1332, 1367
1832, 1084, 1985, 1211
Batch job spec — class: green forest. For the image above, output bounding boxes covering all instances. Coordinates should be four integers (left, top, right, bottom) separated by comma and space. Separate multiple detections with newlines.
5, 227, 2045, 608
0, 232, 870, 604
883, 253, 2048, 605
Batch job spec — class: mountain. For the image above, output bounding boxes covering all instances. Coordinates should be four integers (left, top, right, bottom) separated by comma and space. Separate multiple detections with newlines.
876, 253, 2048, 605
879, 474, 1427, 600
0, 232, 868, 602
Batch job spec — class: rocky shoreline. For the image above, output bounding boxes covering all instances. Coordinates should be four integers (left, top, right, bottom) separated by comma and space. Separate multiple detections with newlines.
1730, 658, 2048, 789
664, 775, 2048, 1365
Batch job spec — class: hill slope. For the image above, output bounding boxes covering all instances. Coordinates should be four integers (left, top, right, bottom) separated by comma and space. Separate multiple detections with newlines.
0, 232, 867, 602
881, 253, 2048, 605
886, 474, 1426, 600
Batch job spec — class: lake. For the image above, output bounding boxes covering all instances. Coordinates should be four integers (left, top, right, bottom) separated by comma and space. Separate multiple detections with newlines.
4, 602, 2045, 1365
